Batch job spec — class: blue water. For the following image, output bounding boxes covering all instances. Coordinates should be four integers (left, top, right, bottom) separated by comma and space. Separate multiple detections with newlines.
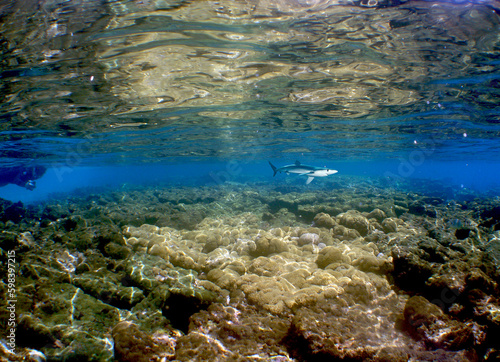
1, 0, 500, 203
2, 158, 499, 204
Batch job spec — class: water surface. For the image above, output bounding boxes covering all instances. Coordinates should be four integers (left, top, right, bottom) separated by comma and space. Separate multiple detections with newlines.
1, 0, 499, 188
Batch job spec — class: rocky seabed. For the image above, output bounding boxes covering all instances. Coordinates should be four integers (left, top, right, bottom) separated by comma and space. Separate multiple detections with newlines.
1, 182, 499, 361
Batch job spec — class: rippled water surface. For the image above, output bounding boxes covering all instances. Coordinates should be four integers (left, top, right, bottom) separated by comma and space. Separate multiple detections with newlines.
1, 0, 499, 169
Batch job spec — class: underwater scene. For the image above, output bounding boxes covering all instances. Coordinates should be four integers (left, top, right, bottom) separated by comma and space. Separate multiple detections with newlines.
1, 0, 500, 361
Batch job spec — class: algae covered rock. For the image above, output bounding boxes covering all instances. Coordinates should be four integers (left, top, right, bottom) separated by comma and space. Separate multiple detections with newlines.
337, 211, 371, 236
391, 246, 434, 293
351, 250, 393, 275
162, 290, 219, 334
251, 233, 288, 256
112, 321, 176, 362
104, 242, 131, 259
72, 274, 144, 309
201, 232, 223, 253
316, 246, 350, 269
124, 253, 221, 332
403, 296, 485, 351
313, 212, 336, 229
175, 303, 291, 361
207, 266, 240, 290
17, 314, 59, 350
298, 232, 319, 247
16, 282, 117, 361
284, 295, 411, 361
94, 227, 126, 250
382, 217, 398, 233
332, 224, 360, 241
367, 208, 387, 222
235, 255, 343, 314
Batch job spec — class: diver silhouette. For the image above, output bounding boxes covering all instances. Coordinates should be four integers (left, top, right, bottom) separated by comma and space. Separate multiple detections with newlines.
0, 165, 47, 190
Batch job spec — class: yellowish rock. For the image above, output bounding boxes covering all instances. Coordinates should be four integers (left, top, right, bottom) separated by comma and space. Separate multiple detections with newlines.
307, 269, 338, 286
281, 269, 311, 289
148, 244, 169, 259
316, 246, 351, 269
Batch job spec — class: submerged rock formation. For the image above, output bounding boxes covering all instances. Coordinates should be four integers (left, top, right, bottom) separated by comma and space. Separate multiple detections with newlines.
1, 180, 499, 361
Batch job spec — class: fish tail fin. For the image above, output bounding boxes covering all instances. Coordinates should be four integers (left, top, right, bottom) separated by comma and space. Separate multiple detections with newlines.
269, 161, 277, 176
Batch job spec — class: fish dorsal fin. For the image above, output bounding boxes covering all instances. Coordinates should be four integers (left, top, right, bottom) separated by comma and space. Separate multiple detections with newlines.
295, 160, 301, 166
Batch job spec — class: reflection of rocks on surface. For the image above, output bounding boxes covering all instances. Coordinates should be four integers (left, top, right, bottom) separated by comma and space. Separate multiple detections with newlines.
1, 0, 499, 163
94, 0, 500, 164
1, 180, 500, 361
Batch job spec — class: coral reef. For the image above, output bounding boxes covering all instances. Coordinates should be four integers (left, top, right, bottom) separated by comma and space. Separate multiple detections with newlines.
1, 179, 499, 361
112, 321, 177, 362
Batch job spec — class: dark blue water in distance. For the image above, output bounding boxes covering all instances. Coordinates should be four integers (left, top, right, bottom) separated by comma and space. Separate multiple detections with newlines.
2, 158, 500, 204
